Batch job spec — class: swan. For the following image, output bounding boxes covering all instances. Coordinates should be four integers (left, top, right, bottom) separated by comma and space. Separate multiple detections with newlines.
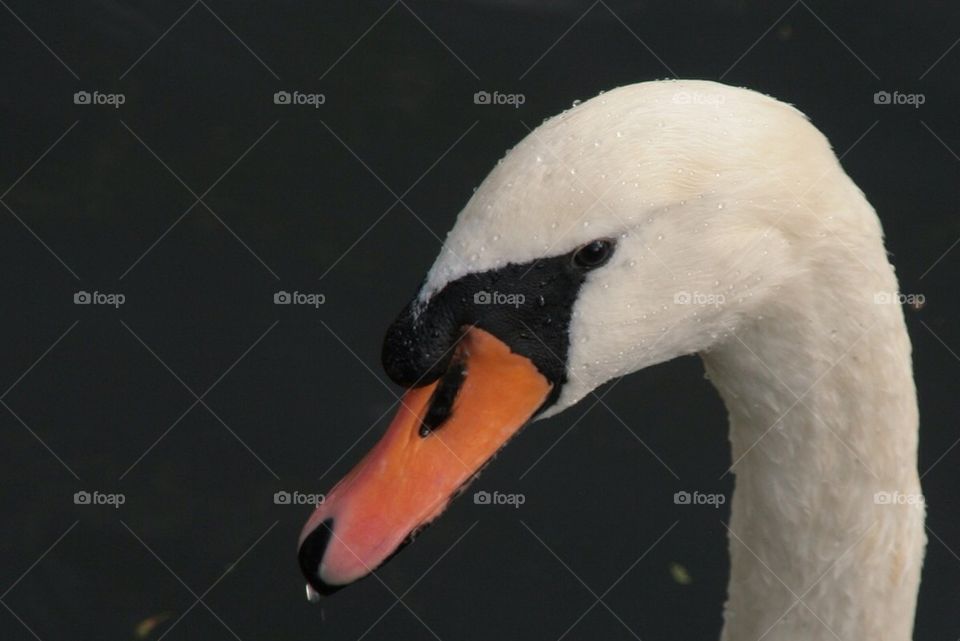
298, 79, 925, 640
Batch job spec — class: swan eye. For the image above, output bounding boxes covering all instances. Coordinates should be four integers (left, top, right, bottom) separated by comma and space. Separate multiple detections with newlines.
573, 239, 614, 269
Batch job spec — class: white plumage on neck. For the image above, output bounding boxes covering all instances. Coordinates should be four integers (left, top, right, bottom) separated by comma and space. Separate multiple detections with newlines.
420, 79, 924, 640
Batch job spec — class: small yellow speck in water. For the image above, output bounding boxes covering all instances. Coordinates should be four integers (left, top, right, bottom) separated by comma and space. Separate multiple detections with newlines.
670, 562, 692, 585
135, 612, 173, 639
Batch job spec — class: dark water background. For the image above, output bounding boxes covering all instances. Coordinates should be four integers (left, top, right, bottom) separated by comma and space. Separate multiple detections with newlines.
0, 1, 957, 639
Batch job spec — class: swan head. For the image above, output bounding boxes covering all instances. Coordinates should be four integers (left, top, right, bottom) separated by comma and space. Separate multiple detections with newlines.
299, 79, 866, 595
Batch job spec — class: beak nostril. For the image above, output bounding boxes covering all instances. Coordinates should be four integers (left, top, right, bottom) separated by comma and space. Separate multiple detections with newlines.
297, 518, 344, 597
419, 358, 468, 437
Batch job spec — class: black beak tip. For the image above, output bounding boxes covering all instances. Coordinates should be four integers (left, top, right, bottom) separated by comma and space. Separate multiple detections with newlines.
297, 518, 345, 598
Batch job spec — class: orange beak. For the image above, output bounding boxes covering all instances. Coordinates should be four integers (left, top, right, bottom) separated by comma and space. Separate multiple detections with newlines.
298, 327, 552, 595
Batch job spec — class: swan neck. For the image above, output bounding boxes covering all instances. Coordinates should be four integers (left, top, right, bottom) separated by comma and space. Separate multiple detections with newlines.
701, 271, 924, 641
